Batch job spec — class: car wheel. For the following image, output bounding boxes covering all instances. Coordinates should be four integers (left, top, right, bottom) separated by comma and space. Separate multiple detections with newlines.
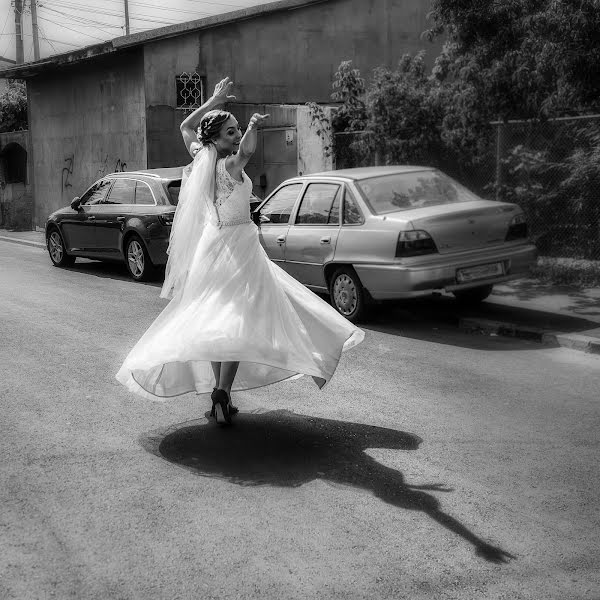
125, 235, 154, 281
453, 284, 494, 305
47, 228, 75, 267
329, 267, 366, 323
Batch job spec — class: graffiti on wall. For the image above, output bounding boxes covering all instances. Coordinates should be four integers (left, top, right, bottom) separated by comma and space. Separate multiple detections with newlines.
97, 154, 128, 178
114, 158, 127, 172
62, 155, 74, 190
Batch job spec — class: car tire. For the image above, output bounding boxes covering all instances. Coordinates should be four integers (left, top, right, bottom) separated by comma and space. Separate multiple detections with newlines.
453, 284, 494, 305
124, 234, 155, 281
329, 267, 366, 323
47, 228, 76, 267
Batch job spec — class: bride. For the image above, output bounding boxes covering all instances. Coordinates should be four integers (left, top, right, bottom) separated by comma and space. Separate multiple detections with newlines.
116, 77, 364, 425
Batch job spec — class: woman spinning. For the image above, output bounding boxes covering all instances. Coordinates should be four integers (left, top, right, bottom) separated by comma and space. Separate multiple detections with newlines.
116, 77, 364, 425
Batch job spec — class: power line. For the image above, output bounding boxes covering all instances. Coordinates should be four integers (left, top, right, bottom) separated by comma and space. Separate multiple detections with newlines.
37, 15, 110, 42
42, 6, 125, 35
38, 23, 59, 53
47, 1, 182, 25
0, 10, 13, 58
100, 0, 242, 14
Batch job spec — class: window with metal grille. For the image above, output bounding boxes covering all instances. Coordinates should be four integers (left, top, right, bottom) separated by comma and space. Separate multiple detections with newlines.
176, 72, 206, 109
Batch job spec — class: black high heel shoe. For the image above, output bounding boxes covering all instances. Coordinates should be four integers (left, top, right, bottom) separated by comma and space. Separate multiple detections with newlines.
212, 389, 232, 425
210, 388, 238, 418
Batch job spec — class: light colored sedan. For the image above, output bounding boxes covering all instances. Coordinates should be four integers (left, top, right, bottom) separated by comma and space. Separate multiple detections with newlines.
254, 166, 538, 322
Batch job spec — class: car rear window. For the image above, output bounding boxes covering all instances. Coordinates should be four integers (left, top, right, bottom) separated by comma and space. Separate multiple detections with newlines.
166, 180, 182, 205
356, 170, 480, 214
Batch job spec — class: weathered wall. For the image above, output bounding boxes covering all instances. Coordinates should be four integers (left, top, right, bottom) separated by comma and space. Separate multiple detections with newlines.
144, 0, 441, 169
0, 130, 33, 230
27, 49, 147, 226
143, 32, 199, 168
194, 0, 440, 104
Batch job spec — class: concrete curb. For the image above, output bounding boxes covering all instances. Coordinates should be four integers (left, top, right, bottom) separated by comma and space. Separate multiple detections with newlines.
459, 317, 600, 355
0, 235, 45, 249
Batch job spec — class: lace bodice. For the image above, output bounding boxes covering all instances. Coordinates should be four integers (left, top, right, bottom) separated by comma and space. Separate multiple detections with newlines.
214, 158, 252, 226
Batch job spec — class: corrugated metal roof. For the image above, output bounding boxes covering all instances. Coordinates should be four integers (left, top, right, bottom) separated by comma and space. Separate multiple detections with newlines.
0, 0, 329, 79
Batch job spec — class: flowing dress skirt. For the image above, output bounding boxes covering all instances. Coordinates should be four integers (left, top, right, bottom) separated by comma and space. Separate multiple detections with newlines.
116, 221, 364, 401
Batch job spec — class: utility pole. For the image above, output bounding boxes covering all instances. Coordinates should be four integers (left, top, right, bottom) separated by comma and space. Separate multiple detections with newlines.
124, 0, 130, 35
31, 0, 40, 60
14, 0, 24, 64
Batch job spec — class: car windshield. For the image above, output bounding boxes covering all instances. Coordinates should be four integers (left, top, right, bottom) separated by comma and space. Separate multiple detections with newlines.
356, 170, 481, 214
166, 180, 182, 205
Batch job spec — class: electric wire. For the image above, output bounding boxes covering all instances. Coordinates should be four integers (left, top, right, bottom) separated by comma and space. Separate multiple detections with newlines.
14, 0, 264, 58
0, 9, 12, 57
46, 1, 182, 25
37, 14, 110, 42
42, 6, 126, 35
95, 0, 243, 14
36, 23, 59, 52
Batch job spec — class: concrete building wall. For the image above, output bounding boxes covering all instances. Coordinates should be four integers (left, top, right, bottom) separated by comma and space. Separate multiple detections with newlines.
27, 49, 147, 226
144, 0, 441, 169
194, 0, 439, 104
143, 32, 200, 168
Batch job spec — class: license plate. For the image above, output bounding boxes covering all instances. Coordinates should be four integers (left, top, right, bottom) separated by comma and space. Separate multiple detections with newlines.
456, 262, 504, 283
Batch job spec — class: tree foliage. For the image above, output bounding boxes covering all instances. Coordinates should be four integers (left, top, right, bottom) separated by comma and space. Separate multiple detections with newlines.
330, 60, 367, 132
426, 0, 600, 120
0, 80, 28, 133
366, 52, 445, 166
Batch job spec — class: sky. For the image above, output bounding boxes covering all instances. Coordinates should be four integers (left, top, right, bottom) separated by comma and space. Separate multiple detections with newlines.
0, 0, 279, 63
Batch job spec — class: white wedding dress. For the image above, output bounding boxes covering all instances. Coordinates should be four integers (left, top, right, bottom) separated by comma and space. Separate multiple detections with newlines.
116, 151, 364, 401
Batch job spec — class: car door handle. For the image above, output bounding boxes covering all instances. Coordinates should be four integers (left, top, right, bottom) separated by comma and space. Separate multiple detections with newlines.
276, 236, 286, 244
320, 236, 331, 244
86, 216, 96, 221
117, 216, 126, 222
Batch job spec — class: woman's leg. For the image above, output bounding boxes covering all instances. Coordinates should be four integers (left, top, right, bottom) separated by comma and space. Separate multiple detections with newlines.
218, 361, 239, 395
211, 362, 221, 388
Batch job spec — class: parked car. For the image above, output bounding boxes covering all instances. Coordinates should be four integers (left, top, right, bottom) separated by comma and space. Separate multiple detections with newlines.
46, 167, 265, 281
45, 168, 183, 280
253, 166, 538, 322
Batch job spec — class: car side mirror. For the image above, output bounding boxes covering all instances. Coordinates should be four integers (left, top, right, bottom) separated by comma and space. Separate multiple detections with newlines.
259, 214, 270, 224
70, 196, 81, 210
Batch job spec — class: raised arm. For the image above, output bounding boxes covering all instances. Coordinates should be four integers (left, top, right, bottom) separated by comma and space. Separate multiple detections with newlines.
226, 113, 270, 176
180, 77, 236, 157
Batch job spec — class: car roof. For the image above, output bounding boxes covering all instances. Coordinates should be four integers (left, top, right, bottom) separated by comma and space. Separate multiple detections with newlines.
300, 166, 434, 180
108, 167, 184, 181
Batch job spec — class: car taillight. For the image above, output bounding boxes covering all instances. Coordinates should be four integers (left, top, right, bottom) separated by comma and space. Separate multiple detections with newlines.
158, 213, 174, 226
505, 213, 528, 241
395, 230, 438, 257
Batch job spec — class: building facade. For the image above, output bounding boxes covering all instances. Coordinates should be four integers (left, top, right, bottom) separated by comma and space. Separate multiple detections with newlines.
0, 0, 441, 228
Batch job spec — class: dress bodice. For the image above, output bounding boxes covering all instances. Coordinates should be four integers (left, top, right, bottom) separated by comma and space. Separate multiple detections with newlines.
214, 158, 252, 226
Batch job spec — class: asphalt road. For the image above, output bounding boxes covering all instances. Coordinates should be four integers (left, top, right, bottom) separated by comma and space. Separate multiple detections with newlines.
1, 242, 599, 600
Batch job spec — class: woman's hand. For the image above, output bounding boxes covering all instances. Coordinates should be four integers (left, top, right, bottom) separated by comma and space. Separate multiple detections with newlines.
247, 113, 270, 130
211, 77, 236, 106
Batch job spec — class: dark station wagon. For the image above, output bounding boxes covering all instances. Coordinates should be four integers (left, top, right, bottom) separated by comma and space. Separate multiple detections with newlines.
46, 168, 183, 280
46, 167, 264, 281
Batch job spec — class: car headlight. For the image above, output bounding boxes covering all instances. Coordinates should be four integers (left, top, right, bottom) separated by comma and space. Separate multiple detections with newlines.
505, 213, 528, 241
395, 230, 438, 257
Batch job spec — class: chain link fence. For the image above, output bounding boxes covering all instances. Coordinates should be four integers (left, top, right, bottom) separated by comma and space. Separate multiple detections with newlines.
493, 115, 600, 260
335, 115, 600, 260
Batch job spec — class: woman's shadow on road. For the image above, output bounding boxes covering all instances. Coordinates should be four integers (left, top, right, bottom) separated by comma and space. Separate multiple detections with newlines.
140, 409, 514, 563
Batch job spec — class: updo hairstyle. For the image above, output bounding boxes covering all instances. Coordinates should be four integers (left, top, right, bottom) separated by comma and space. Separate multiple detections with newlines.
197, 110, 232, 146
